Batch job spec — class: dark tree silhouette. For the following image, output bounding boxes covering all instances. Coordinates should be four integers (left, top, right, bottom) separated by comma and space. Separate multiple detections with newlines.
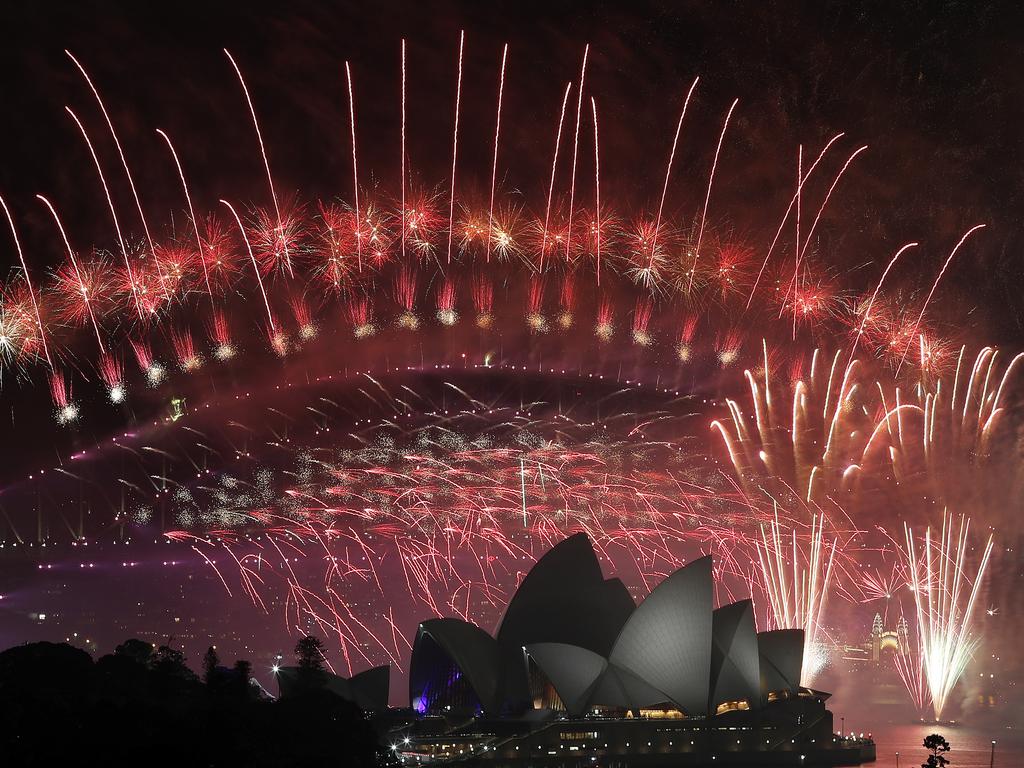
295, 634, 327, 671
922, 733, 952, 768
114, 638, 154, 666
233, 659, 253, 697
0, 639, 383, 767
203, 646, 220, 684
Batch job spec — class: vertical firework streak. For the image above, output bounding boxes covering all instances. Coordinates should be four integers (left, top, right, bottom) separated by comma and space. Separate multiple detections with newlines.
485, 44, 508, 262
756, 510, 837, 686
344, 61, 363, 272
893, 611, 930, 713
904, 514, 993, 720
224, 49, 293, 277
650, 77, 699, 273
540, 81, 573, 270
400, 39, 407, 260
65, 106, 144, 319
446, 31, 465, 265
219, 200, 277, 342
98, 351, 125, 402
66, 51, 170, 298
688, 98, 738, 292
156, 129, 214, 305
590, 97, 601, 284
746, 133, 845, 309
564, 44, 589, 262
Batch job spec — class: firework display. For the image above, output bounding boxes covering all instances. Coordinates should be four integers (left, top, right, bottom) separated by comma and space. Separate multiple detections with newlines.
904, 515, 994, 721
0, 36, 1019, 721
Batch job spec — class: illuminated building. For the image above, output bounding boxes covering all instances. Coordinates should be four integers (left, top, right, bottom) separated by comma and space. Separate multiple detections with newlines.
396, 534, 875, 766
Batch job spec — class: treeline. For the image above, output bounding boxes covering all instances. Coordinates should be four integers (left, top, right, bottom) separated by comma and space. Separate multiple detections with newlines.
0, 635, 388, 767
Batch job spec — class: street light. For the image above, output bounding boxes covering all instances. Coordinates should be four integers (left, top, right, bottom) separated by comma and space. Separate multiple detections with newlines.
990, 739, 996, 768
896, 751, 900, 768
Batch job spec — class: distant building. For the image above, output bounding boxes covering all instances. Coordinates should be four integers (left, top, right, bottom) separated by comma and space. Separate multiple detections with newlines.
274, 664, 389, 711
840, 612, 908, 666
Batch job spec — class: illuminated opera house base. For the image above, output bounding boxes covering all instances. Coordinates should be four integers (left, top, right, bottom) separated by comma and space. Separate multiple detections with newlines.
396, 704, 876, 766
389, 534, 875, 766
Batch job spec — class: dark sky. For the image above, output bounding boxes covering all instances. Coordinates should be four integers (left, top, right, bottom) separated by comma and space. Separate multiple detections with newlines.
1, 0, 1022, 339
1, 2, 1022, 717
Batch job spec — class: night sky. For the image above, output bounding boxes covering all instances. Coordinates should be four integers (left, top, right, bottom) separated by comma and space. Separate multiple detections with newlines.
0, 0, 1022, 729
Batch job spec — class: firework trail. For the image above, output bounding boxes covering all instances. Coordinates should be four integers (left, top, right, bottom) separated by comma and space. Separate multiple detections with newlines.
565, 44, 589, 264
485, 44, 508, 262
65, 106, 144, 319
540, 81, 573, 270
650, 77, 700, 277
756, 509, 837, 685
689, 98, 738, 292
156, 128, 214, 305
66, 51, 169, 298
712, 347, 877, 504
904, 513, 993, 720
98, 351, 125, 403
446, 30, 465, 265
879, 346, 1024, 528
893, 611, 930, 713
225, 49, 292, 277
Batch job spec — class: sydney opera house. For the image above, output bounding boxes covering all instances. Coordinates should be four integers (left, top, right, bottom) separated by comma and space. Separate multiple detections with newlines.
392, 534, 875, 766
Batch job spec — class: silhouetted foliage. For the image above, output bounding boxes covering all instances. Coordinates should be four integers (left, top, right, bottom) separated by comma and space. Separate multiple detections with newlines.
0, 638, 385, 768
233, 659, 253, 697
114, 637, 154, 666
296, 634, 327, 671
203, 646, 220, 684
922, 733, 951, 768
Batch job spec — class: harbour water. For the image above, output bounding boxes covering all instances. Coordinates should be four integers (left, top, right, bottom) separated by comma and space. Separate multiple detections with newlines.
843, 722, 1021, 767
